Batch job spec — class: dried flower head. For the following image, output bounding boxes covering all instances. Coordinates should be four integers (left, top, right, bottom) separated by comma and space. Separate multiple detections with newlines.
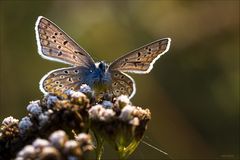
18, 117, 33, 135
89, 96, 151, 159
15, 130, 93, 160
114, 95, 131, 109
27, 101, 42, 116
0, 116, 19, 140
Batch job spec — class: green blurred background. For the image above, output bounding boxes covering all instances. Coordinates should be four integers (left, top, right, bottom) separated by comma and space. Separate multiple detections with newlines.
0, 1, 239, 159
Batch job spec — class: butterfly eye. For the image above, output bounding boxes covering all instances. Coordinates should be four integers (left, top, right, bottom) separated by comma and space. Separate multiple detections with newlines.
64, 70, 69, 74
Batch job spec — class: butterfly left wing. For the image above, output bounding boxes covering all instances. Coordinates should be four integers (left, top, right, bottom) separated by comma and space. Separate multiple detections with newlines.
109, 38, 171, 74
40, 66, 88, 94
35, 16, 95, 68
109, 71, 136, 99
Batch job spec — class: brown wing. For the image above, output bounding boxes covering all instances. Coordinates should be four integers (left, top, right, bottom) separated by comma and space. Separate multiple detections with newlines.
109, 38, 171, 74
40, 67, 87, 94
109, 71, 135, 98
35, 16, 95, 68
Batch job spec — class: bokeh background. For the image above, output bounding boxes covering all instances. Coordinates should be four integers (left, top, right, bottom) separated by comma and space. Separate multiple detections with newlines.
0, 1, 239, 159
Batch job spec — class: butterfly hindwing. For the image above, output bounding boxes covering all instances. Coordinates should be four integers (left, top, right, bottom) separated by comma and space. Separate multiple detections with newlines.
40, 67, 87, 94
110, 71, 136, 98
35, 16, 95, 68
109, 38, 171, 74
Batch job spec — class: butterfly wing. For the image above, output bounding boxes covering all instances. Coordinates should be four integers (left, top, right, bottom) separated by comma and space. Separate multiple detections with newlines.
40, 66, 89, 94
109, 71, 136, 99
35, 16, 95, 68
109, 38, 171, 74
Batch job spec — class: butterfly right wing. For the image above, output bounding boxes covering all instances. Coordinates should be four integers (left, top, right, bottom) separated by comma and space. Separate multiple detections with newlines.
109, 71, 136, 99
40, 66, 88, 94
109, 38, 171, 74
35, 16, 95, 68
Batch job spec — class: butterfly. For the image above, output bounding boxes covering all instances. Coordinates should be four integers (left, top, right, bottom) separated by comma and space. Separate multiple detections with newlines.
35, 16, 171, 99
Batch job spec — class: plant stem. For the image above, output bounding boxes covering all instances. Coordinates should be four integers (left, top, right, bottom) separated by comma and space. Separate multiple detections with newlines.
95, 132, 104, 160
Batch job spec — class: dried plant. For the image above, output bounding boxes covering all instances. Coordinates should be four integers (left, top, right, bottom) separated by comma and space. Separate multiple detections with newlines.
0, 85, 151, 160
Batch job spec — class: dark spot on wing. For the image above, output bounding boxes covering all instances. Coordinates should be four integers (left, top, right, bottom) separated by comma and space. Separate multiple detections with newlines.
138, 52, 141, 57
63, 41, 68, 45
58, 51, 62, 56
74, 51, 84, 56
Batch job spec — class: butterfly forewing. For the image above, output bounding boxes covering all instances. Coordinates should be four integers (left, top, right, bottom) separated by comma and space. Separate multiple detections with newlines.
40, 67, 87, 94
110, 71, 136, 98
35, 16, 95, 68
109, 38, 171, 74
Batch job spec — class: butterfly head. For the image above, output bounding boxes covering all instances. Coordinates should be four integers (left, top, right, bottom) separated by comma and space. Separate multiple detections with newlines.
97, 61, 109, 73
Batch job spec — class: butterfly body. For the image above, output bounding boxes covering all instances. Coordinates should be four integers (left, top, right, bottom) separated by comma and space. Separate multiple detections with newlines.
35, 16, 171, 99
87, 61, 112, 95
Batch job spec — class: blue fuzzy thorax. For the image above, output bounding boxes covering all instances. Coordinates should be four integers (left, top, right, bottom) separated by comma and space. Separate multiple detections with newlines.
82, 61, 112, 91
